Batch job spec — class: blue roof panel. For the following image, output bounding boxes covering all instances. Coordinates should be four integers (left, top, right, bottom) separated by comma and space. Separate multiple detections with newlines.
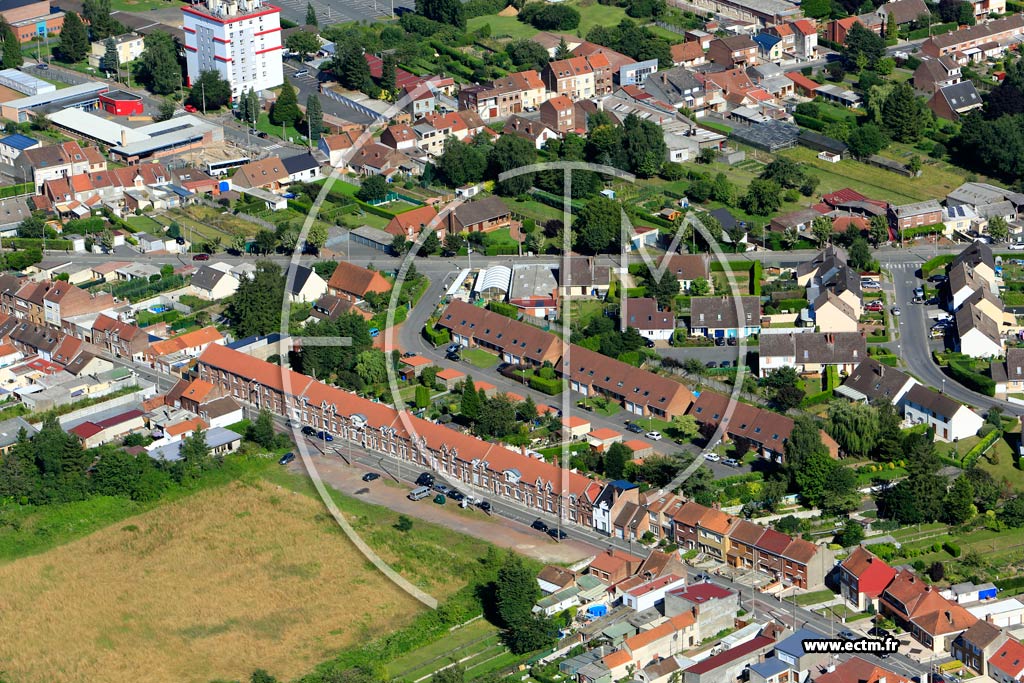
0, 133, 38, 150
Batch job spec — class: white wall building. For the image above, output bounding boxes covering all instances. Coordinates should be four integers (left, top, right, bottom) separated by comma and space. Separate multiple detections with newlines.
183, 0, 283, 100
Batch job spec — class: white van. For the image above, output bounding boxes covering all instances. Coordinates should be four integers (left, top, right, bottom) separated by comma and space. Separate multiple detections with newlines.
408, 486, 431, 501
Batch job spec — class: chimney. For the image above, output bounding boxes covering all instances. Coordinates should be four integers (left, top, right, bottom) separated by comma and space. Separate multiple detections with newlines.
121, 129, 128, 146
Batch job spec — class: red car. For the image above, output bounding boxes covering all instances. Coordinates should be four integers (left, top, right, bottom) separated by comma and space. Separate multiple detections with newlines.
192, 253, 210, 261
865, 301, 884, 312
184, 104, 198, 113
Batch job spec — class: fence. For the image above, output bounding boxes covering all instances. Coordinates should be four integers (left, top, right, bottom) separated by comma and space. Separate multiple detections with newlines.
55, 386, 154, 428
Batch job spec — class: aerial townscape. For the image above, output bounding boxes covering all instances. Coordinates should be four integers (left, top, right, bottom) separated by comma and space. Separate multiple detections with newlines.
3, 0, 1024, 679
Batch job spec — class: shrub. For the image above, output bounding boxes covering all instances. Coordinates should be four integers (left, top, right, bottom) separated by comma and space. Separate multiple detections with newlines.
529, 374, 564, 395
943, 541, 961, 557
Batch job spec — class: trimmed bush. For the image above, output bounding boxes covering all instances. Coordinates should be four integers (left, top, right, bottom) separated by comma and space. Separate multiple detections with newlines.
423, 325, 450, 347
487, 301, 519, 319
948, 359, 995, 396
943, 541, 961, 557
529, 374, 564, 395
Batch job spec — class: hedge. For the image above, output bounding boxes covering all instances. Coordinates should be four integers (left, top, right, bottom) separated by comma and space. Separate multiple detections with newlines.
995, 575, 1024, 592
7, 238, 72, 251
943, 541, 961, 558
920, 254, 955, 277
626, 287, 647, 297
794, 113, 827, 131
902, 223, 946, 239
0, 182, 32, 198
948, 359, 996, 396
487, 301, 519, 318
962, 429, 1002, 468
423, 324, 450, 347
529, 375, 564, 395
907, 21, 957, 40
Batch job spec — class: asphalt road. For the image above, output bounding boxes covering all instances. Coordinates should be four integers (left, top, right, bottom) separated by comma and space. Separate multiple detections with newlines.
882, 256, 1024, 417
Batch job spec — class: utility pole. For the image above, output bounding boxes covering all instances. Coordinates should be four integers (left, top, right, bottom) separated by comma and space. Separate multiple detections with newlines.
202, 81, 207, 116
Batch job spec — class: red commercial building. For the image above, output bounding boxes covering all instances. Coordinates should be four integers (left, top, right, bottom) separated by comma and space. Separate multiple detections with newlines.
98, 90, 144, 117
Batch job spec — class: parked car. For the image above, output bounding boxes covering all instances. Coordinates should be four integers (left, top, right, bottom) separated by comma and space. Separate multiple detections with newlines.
727, 337, 738, 346
293, 69, 309, 77
868, 626, 891, 639
184, 104, 198, 113
433, 494, 446, 505
890, 306, 901, 316
925, 297, 940, 306
646, 431, 662, 441
278, 452, 295, 465
402, 351, 416, 358
257, 131, 269, 139
316, 430, 334, 442
301, 425, 316, 436
865, 302, 884, 312
861, 280, 881, 289
704, 453, 720, 462
547, 528, 567, 540
719, 361, 731, 368
715, 337, 726, 346
36, 63, 48, 70
1008, 242, 1024, 250
625, 422, 644, 433
248, 128, 260, 135
446, 351, 461, 362
446, 343, 462, 354
369, 327, 380, 338
838, 629, 858, 641
192, 253, 210, 261
433, 483, 449, 494
913, 287, 925, 298
448, 489, 465, 501
531, 519, 549, 532
705, 361, 718, 368
645, 338, 656, 348
416, 472, 434, 487
928, 274, 948, 283
723, 458, 740, 467
362, 472, 380, 482
476, 500, 491, 512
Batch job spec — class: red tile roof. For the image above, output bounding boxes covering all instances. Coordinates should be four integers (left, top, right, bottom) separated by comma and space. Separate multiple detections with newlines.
685, 636, 774, 674
840, 546, 896, 598
990, 639, 1024, 678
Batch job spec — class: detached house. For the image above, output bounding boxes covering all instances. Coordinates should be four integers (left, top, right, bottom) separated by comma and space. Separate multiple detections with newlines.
446, 196, 512, 235
231, 156, 288, 191
327, 262, 391, 303
384, 205, 439, 239
658, 254, 710, 292
903, 384, 984, 442
689, 296, 761, 339
929, 81, 984, 121
988, 639, 1024, 683
624, 297, 674, 341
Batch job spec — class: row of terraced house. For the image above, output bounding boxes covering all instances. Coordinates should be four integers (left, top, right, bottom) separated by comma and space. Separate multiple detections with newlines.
193, 342, 834, 589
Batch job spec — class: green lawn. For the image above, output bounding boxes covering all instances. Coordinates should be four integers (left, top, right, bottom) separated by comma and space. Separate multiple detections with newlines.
111, 0, 176, 9
510, 198, 565, 223
383, 618, 499, 680
255, 111, 306, 144
787, 589, 835, 606
646, 25, 687, 42
126, 215, 163, 232
467, 14, 538, 39
461, 347, 499, 369
572, 0, 629, 36
778, 147, 929, 204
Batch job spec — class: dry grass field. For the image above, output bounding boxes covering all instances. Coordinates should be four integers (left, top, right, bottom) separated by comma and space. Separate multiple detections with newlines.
0, 479, 435, 683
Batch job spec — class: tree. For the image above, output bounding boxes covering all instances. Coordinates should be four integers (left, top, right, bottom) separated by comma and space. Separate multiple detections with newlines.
179, 428, 213, 482
416, 0, 465, 27
421, 230, 441, 256
489, 134, 536, 196
573, 196, 620, 254
0, 21, 21, 69
0, 429, 40, 502
306, 1, 318, 25
379, 53, 397, 96
1004, 497, 1024, 527
758, 477, 788, 512
882, 83, 926, 143
355, 349, 388, 385
886, 11, 897, 40
987, 215, 1009, 243
502, 614, 556, 654
460, 376, 482, 421
555, 37, 572, 59
762, 366, 805, 411
849, 237, 877, 272
506, 39, 549, 72
17, 214, 45, 239
524, 4, 580, 30
270, 79, 300, 127
827, 401, 880, 458
102, 37, 119, 74
443, 232, 466, 255
697, 147, 716, 164
604, 442, 632, 479
306, 223, 327, 254
251, 670, 280, 683
357, 175, 389, 203
621, 114, 667, 177
57, 11, 89, 63
928, 561, 946, 582
966, 467, 1000, 511
811, 216, 834, 246
690, 277, 710, 296
846, 123, 888, 159
784, 416, 835, 507
642, 266, 680, 308
437, 139, 488, 187
395, 514, 414, 532
247, 410, 277, 449
227, 261, 285, 337
494, 552, 540, 628
433, 665, 464, 683
83, 0, 121, 40
154, 99, 177, 122
759, 158, 808, 189
336, 45, 372, 92
286, 30, 321, 60
741, 179, 782, 216
944, 475, 975, 524
136, 31, 182, 95
835, 519, 865, 547
845, 22, 885, 69
187, 70, 232, 111
869, 214, 889, 245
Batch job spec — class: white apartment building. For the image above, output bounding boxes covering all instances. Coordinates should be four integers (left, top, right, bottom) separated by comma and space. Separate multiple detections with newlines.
183, 0, 283, 100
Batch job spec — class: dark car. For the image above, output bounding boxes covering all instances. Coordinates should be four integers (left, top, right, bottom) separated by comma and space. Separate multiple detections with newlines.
719, 360, 731, 368
645, 338, 655, 348
278, 452, 295, 465
705, 361, 717, 368
448, 489, 465, 501
547, 527, 567, 540
531, 519, 549, 532
446, 352, 461, 362
928, 274, 948, 283
257, 131, 269, 138
625, 422, 644, 433
477, 500, 491, 512
433, 483, 450, 494
715, 337, 726, 346
361, 472, 380, 482
868, 626, 891, 639
727, 337, 737, 346
192, 253, 210, 261
416, 472, 434, 487
301, 425, 316, 436
316, 430, 334, 442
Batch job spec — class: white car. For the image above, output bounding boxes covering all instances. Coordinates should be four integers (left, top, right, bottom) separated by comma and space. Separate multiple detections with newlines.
704, 453, 721, 462
1009, 242, 1024, 250
646, 431, 662, 441
861, 280, 881, 289
891, 306, 902, 316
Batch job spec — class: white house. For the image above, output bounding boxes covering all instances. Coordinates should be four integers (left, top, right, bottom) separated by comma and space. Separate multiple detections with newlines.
191, 264, 239, 301
903, 384, 984, 442
624, 298, 675, 342
282, 153, 323, 184
956, 303, 1004, 358
948, 262, 993, 312
622, 574, 687, 612
287, 264, 328, 304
